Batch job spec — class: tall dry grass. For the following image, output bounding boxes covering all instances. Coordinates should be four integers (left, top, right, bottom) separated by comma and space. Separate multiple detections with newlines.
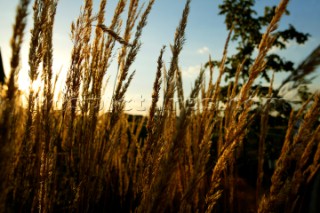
0, 0, 319, 212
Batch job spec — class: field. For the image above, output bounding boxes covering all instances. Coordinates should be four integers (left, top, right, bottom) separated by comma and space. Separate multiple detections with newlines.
0, 0, 320, 212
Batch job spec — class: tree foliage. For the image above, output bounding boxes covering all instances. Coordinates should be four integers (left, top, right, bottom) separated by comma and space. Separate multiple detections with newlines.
211, 0, 310, 83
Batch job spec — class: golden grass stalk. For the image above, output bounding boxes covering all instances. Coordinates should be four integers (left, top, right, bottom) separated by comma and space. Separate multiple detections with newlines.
259, 93, 320, 213
162, 0, 190, 114
256, 71, 274, 206
144, 45, 165, 158
206, 1, 290, 211
138, 1, 191, 212
0, 0, 30, 210
6, 0, 30, 100
240, 0, 289, 102
38, 1, 58, 212
107, 0, 156, 143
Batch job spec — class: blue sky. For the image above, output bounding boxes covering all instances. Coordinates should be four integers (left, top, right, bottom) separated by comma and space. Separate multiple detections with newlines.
1, 0, 320, 114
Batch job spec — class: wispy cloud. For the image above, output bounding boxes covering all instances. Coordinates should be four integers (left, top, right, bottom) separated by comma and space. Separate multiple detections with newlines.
182, 64, 202, 78
197, 46, 210, 55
